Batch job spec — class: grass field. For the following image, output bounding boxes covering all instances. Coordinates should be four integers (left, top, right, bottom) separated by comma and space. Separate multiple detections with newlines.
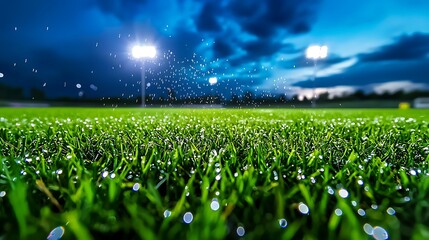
0, 108, 428, 239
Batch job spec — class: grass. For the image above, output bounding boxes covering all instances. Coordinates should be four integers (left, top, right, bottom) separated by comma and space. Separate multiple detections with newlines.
0, 108, 428, 239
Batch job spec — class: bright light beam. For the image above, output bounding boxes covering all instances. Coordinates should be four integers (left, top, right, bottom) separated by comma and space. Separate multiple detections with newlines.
209, 77, 218, 85
132, 45, 156, 59
132, 45, 157, 107
306, 45, 328, 59
306, 45, 328, 108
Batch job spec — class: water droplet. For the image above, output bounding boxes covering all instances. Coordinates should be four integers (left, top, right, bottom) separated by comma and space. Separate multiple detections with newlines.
363, 223, 373, 235
357, 209, 366, 216
47, 226, 65, 240
210, 199, 220, 211
0, 191, 6, 197
183, 212, 193, 224
372, 226, 388, 240
357, 180, 364, 185
132, 183, 140, 191
409, 169, 417, 176
236, 226, 245, 236
386, 207, 395, 215
335, 208, 343, 216
55, 169, 63, 175
278, 219, 287, 228
110, 173, 116, 179
327, 186, 334, 195
371, 204, 378, 210
298, 202, 309, 214
351, 201, 357, 207
102, 171, 109, 178
164, 210, 171, 218
215, 174, 221, 181
338, 188, 349, 198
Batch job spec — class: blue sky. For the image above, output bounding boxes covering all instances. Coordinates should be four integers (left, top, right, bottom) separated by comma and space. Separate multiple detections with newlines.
0, 0, 428, 100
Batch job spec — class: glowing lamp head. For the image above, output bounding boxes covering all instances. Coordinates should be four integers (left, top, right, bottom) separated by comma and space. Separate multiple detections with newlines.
209, 77, 218, 85
132, 45, 156, 59
306, 45, 328, 59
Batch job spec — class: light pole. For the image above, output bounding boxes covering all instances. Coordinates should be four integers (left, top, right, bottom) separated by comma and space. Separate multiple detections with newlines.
306, 45, 328, 108
132, 45, 156, 107
209, 77, 218, 104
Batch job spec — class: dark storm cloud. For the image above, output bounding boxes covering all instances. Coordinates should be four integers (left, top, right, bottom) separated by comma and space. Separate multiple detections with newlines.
213, 38, 236, 58
243, 39, 283, 59
199, 0, 322, 65
196, 1, 222, 32
359, 32, 429, 62
94, 0, 147, 21
227, 0, 319, 39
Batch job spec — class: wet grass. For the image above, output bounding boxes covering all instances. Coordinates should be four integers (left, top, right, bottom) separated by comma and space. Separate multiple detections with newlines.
0, 108, 428, 239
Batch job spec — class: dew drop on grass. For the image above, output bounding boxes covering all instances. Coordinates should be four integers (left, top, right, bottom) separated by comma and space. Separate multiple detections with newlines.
386, 207, 396, 215
278, 219, 287, 228
164, 210, 171, 218
55, 169, 63, 175
338, 188, 349, 198
183, 212, 193, 224
132, 183, 140, 192
409, 169, 417, 176
351, 201, 357, 207
298, 202, 309, 214
334, 208, 343, 216
110, 173, 116, 179
357, 209, 366, 216
327, 186, 334, 195
0, 191, 6, 197
102, 171, 108, 178
357, 180, 364, 185
372, 226, 388, 240
210, 199, 220, 211
363, 223, 373, 235
236, 226, 245, 236
371, 204, 378, 210
215, 174, 221, 181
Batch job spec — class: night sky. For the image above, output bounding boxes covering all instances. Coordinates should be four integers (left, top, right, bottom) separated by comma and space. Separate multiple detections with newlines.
1, 0, 429, 100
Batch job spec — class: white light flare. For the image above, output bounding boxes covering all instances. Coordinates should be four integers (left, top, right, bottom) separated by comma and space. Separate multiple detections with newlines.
306, 45, 328, 59
132, 45, 156, 59
0, 72, 4, 78
209, 77, 218, 85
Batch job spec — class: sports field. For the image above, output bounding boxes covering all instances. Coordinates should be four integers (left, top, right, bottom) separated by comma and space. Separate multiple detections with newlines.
0, 108, 428, 239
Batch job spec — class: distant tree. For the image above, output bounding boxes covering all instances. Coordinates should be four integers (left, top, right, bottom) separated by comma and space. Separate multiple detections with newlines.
243, 91, 253, 105
0, 84, 24, 100
351, 90, 365, 100
318, 92, 330, 101
230, 94, 240, 105
30, 87, 45, 100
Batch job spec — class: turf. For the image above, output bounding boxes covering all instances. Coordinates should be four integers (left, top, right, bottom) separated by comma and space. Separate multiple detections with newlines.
0, 108, 428, 239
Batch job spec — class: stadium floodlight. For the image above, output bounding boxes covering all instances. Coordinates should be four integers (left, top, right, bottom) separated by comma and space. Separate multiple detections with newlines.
132, 45, 156, 107
306, 45, 328, 107
209, 77, 218, 85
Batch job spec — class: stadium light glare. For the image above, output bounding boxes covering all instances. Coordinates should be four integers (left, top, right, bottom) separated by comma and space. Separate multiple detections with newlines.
132, 45, 156, 107
306, 45, 328, 107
